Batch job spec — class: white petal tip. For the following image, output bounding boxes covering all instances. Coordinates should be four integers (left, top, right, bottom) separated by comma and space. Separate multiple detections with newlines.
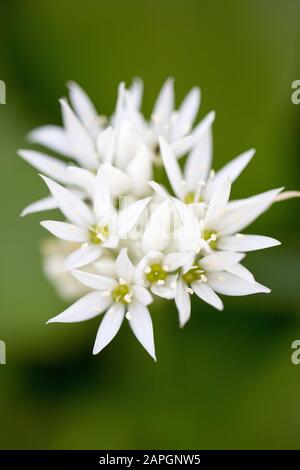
258, 285, 271, 294
92, 345, 104, 356
17, 149, 27, 158
209, 110, 216, 121
66, 80, 76, 88
39, 173, 49, 183
20, 209, 27, 217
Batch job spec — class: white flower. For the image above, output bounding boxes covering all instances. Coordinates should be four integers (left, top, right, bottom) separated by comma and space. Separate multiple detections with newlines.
152, 135, 255, 204
47, 249, 156, 360
175, 251, 270, 327
40, 238, 91, 301
19, 77, 300, 361
40, 166, 151, 270
135, 251, 187, 299
28, 82, 102, 156
174, 178, 282, 255
117, 78, 215, 162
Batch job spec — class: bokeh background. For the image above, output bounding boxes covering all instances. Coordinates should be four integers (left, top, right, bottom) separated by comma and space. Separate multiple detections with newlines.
0, 0, 300, 450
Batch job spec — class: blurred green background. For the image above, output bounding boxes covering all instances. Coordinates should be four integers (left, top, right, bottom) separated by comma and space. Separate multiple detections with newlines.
0, 0, 300, 450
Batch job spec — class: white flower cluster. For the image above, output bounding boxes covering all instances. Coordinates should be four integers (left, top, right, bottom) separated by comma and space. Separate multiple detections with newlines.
19, 79, 298, 360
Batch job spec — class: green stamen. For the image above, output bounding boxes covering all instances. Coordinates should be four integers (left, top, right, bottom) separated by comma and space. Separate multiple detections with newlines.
203, 229, 218, 250
184, 191, 195, 204
184, 191, 203, 204
146, 263, 168, 283
89, 224, 109, 245
112, 283, 131, 304
182, 266, 204, 284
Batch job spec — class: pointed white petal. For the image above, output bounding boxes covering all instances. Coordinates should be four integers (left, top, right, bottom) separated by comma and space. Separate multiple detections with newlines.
148, 181, 169, 199
93, 303, 125, 354
114, 119, 141, 166
127, 301, 156, 360
172, 87, 201, 140
164, 252, 188, 271
64, 244, 101, 271
175, 279, 191, 327
218, 234, 281, 252
96, 126, 116, 164
115, 248, 135, 283
47, 291, 110, 324
40, 220, 87, 242
127, 146, 153, 197
129, 77, 144, 109
67, 81, 100, 136
205, 149, 255, 200
200, 252, 244, 272
133, 285, 153, 306
226, 263, 255, 282
41, 175, 94, 226
67, 166, 95, 197
189, 111, 215, 147
60, 98, 97, 169
227, 188, 283, 209
105, 165, 131, 196
171, 134, 194, 158
93, 257, 116, 278
174, 202, 202, 253
71, 270, 116, 291
152, 78, 174, 131
159, 136, 184, 199
205, 177, 231, 228
18, 149, 73, 185
113, 82, 126, 125
28, 125, 74, 158
207, 271, 270, 296
93, 164, 112, 220
183, 125, 212, 186
192, 282, 223, 310
21, 196, 58, 217
124, 92, 148, 138
216, 188, 282, 235
142, 200, 171, 253
118, 197, 151, 237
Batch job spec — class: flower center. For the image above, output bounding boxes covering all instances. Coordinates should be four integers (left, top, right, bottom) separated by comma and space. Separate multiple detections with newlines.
112, 282, 132, 304
182, 266, 207, 284
184, 191, 195, 204
89, 224, 109, 244
203, 229, 218, 250
184, 191, 203, 204
145, 263, 168, 284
